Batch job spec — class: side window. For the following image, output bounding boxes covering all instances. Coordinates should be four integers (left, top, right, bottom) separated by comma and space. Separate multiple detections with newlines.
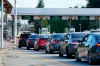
66, 34, 70, 40
82, 35, 89, 42
83, 37, 88, 42
87, 35, 92, 42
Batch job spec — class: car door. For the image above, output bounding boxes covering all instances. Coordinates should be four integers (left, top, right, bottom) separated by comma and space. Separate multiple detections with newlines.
79, 35, 93, 59
60, 34, 69, 54
61, 34, 70, 54
83, 35, 93, 59
78, 35, 89, 58
46, 36, 52, 51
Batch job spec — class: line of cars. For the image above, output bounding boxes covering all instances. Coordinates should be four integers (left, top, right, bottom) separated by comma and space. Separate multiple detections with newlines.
18, 32, 100, 65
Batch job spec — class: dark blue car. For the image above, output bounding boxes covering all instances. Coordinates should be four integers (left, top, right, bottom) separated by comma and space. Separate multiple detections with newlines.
26, 34, 38, 50
75, 33, 100, 65
45, 34, 62, 53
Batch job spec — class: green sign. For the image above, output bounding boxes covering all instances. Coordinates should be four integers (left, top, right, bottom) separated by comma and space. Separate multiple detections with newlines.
22, 16, 33, 20
78, 16, 89, 20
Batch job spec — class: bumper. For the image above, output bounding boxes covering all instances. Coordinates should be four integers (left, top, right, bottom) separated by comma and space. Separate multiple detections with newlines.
27, 43, 34, 48
40, 45, 46, 49
92, 53, 100, 61
50, 44, 60, 51
68, 44, 77, 55
18, 42, 27, 47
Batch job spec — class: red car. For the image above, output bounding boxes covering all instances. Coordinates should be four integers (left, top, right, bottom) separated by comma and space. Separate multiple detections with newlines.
34, 34, 49, 51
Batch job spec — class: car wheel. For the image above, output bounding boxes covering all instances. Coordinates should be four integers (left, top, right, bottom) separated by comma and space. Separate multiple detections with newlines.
59, 47, 63, 57
34, 48, 36, 51
37, 48, 39, 51
27, 46, 30, 50
88, 52, 94, 65
49, 50, 53, 54
45, 47, 48, 53
18, 45, 21, 48
75, 51, 81, 62
66, 48, 72, 58
34, 46, 36, 51
49, 47, 53, 54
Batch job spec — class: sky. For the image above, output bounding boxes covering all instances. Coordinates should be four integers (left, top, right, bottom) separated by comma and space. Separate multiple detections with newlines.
8, 0, 87, 8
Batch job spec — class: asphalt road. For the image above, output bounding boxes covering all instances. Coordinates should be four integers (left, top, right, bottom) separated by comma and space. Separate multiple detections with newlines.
1, 47, 94, 66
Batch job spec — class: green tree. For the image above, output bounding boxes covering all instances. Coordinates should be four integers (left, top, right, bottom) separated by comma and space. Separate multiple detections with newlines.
87, 0, 100, 8
48, 17, 68, 33
36, 0, 45, 8
42, 19, 48, 28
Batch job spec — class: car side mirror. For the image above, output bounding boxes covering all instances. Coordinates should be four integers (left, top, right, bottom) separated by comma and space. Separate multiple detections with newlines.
65, 40, 68, 43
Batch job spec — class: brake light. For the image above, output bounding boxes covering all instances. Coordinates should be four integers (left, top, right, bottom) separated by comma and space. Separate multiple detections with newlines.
71, 40, 78, 44
20, 38, 24, 40
96, 43, 100, 47
71, 42, 78, 44
52, 40, 59, 44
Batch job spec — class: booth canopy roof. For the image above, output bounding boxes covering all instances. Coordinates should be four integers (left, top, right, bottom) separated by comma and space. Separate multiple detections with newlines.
11, 8, 100, 16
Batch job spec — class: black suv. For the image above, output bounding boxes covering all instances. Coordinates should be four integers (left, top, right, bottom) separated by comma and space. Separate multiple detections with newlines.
18, 33, 30, 48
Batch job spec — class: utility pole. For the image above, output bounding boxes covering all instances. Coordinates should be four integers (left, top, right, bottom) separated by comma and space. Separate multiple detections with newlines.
14, 0, 17, 45
79, 24, 81, 32
1, 0, 4, 48
68, 16, 72, 32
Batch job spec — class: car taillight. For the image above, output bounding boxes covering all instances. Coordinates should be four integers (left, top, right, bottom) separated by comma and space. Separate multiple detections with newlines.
27, 40, 31, 43
71, 40, 78, 44
20, 38, 24, 40
96, 43, 100, 47
71, 42, 78, 44
52, 40, 59, 44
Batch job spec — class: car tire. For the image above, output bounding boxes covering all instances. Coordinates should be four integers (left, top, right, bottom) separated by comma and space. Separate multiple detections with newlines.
18, 45, 21, 48
49, 50, 53, 54
27, 47, 30, 50
88, 52, 94, 65
59, 47, 63, 57
66, 48, 72, 58
48, 46, 53, 54
75, 51, 81, 62
34, 48, 36, 51
37, 48, 39, 51
49, 48, 53, 54
45, 47, 48, 53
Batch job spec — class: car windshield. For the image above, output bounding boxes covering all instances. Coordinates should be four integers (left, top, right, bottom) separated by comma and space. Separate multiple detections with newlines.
52, 35, 61, 39
20, 34, 29, 38
29, 35, 37, 39
71, 33, 87, 39
39, 35, 49, 39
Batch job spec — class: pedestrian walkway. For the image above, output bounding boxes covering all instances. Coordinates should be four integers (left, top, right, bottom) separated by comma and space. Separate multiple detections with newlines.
0, 40, 14, 49
0, 40, 15, 66
0, 39, 15, 52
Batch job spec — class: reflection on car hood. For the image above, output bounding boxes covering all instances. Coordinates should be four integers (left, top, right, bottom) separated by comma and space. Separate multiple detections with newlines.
72, 38, 82, 40
53, 38, 61, 40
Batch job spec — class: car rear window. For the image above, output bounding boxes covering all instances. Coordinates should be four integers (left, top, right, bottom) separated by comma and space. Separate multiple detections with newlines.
29, 35, 38, 39
20, 34, 30, 38
39, 35, 49, 39
53, 35, 61, 39
71, 33, 87, 39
